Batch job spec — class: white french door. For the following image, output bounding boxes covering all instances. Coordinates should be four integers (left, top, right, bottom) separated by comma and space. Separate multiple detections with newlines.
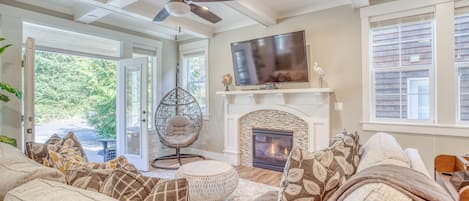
23, 37, 35, 143
117, 57, 149, 171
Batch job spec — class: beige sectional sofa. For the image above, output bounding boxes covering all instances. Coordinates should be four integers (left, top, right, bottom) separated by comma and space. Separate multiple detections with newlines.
257, 132, 451, 201
0, 141, 118, 201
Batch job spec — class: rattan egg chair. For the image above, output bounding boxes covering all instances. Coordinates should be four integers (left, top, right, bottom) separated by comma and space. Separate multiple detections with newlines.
151, 87, 204, 169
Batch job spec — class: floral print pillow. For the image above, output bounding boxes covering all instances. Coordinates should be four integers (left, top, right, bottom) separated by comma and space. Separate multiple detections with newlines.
278, 141, 348, 201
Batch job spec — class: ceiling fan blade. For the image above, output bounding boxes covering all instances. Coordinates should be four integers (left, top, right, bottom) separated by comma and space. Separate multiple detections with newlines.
189, 0, 233, 2
190, 3, 222, 23
153, 8, 170, 22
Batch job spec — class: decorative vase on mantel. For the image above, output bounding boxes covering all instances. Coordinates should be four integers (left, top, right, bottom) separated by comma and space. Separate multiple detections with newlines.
222, 73, 233, 91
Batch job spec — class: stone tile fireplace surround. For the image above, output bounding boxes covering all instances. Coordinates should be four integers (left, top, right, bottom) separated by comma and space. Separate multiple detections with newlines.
217, 88, 333, 167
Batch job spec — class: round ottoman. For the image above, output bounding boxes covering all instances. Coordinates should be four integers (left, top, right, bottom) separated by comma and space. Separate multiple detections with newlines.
176, 160, 239, 201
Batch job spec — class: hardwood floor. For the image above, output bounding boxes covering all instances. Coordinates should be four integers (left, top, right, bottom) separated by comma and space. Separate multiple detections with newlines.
151, 157, 282, 187
235, 165, 282, 186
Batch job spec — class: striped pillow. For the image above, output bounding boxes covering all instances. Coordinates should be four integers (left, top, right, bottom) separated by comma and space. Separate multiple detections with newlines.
144, 178, 188, 201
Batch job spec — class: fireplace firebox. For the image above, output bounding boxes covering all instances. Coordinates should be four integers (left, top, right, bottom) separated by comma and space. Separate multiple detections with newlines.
252, 128, 293, 171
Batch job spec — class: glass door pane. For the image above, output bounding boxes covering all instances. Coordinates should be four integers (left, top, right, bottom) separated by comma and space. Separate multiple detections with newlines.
125, 66, 142, 155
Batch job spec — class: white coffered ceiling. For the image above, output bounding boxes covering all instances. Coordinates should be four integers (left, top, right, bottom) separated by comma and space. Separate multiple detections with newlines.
9, 0, 369, 40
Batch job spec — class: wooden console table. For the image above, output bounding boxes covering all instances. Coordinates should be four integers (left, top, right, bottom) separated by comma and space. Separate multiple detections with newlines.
435, 155, 469, 201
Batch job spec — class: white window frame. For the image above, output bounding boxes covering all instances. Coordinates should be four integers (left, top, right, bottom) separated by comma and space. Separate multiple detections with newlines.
360, 0, 469, 137
179, 40, 209, 120
455, 6, 469, 124
369, 15, 435, 124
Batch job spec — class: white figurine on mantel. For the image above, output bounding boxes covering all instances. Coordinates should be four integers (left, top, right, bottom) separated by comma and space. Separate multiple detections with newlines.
313, 62, 325, 88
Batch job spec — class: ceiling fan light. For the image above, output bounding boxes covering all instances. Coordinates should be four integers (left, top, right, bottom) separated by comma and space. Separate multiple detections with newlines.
165, 2, 191, 17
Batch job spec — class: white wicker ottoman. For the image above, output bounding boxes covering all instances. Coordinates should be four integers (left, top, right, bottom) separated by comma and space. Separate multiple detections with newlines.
176, 160, 239, 201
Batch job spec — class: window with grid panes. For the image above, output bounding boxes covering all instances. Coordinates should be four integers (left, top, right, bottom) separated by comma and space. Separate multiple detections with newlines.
370, 14, 434, 121
456, 13, 469, 121
182, 51, 208, 116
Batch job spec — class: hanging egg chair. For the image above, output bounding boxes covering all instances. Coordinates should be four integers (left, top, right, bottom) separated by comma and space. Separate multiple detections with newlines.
151, 87, 204, 169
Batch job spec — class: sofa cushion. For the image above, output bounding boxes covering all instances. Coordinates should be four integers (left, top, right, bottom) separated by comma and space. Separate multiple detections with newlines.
330, 131, 360, 177
278, 141, 348, 201
110, 169, 159, 201
4, 179, 118, 201
144, 178, 188, 201
404, 148, 431, 178
357, 133, 409, 172
0, 142, 65, 200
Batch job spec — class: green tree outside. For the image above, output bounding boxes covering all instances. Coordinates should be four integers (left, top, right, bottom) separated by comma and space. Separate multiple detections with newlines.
35, 50, 116, 138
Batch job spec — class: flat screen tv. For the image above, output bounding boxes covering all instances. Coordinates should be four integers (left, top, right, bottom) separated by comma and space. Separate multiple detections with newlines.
230, 31, 309, 86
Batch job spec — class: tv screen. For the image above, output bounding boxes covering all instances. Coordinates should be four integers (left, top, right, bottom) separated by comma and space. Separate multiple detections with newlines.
230, 31, 309, 86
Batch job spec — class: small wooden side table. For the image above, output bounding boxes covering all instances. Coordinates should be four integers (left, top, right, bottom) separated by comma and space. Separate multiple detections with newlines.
435, 154, 469, 201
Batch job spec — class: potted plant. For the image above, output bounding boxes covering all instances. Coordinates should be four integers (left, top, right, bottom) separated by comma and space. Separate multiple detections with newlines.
0, 37, 22, 102
0, 37, 22, 147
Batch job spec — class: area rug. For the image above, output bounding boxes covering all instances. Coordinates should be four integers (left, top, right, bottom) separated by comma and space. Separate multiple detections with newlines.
143, 170, 278, 201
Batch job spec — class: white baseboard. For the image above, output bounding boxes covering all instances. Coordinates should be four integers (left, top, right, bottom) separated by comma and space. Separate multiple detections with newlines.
183, 148, 227, 162
152, 147, 236, 165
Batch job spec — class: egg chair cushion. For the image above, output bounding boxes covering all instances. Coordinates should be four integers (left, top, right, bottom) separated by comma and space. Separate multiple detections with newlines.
162, 116, 198, 147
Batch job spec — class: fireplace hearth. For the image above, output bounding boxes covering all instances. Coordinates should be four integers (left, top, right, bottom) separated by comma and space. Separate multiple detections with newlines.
252, 128, 293, 171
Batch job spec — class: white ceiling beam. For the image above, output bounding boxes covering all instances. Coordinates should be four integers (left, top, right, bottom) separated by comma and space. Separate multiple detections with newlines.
73, 4, 112, 23
73, 0, 137, 23
224, 0, 277, 27
350, 0, 370, 8
78, 0, 214, 38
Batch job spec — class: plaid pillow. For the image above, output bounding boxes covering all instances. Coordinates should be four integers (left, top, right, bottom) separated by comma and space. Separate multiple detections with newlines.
144, 178, 188, 201
110, 169, 159, 201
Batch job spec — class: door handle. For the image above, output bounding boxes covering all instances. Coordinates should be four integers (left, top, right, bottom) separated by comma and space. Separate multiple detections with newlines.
141, 119, 146, 122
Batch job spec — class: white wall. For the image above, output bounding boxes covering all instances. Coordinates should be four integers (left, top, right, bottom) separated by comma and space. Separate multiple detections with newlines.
0, 3, 177, 148
199, 4, 469, 173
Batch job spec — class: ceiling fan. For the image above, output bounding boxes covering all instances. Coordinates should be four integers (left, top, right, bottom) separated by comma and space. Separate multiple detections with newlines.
153, 0, 232, 24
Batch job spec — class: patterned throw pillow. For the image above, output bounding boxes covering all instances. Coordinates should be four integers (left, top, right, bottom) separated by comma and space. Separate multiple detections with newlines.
144, 178, 188, 201
65, 168, 112, 192
45, 134, 62, 145
25, 142, 49, 164
25, 134, 62, 165
57, 132, 88, 161
110, 168, 160, 201
330, 131, 360, 178
47, 149, 86, 173
83, 155, 138, 172
278, 142, 348, 201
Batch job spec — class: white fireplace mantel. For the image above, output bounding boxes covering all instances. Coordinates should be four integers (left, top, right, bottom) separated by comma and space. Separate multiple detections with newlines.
216, 88, 334, 166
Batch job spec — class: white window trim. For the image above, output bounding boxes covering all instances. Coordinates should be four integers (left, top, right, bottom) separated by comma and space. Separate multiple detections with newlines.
179, 40, 210, 120
369, 13, 435, 123
361, 0, 463, 137
454, 6, 469, 124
